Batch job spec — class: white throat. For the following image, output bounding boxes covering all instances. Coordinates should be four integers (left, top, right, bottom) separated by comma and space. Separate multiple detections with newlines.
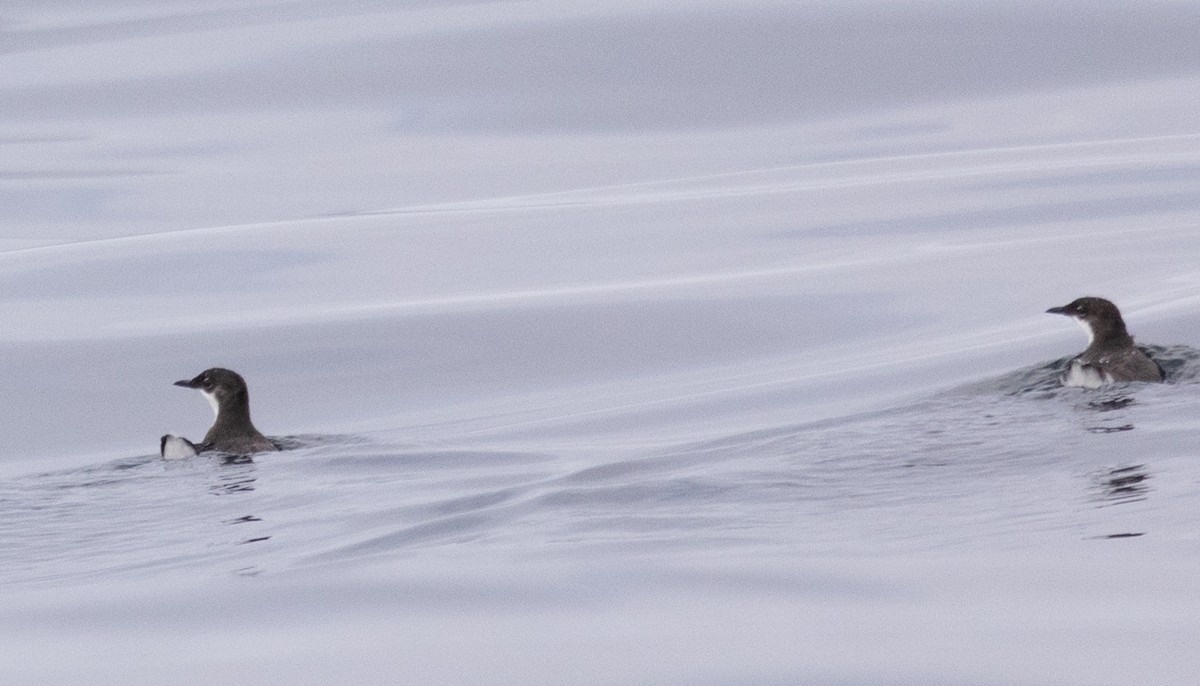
200, 389, 220, 419
1071, 316, 1094, 345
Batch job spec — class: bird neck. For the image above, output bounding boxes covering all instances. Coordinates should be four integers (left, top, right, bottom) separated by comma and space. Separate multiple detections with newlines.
206, 397, 259, 439
1087, 319, 1134, 350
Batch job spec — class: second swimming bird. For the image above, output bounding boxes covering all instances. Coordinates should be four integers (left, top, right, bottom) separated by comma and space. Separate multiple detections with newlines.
1045, 296, 1163, 387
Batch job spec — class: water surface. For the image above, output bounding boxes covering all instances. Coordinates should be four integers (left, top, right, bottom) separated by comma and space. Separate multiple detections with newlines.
3, 1, 1200, 684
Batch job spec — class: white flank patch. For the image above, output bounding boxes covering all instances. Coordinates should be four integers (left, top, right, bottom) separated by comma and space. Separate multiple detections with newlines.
1062, 360, 1108, 388
161, 435, 199, 460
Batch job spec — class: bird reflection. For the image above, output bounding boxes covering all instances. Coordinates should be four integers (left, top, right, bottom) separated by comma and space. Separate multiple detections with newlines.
1091, 464, 1150, 507
1080, 393, 1136, 433
1086, 395, 1135, 412
208, 456, 257, 495
224, 515, 262, 524
1084, 424, 1134, 434
208, 465, 273, 546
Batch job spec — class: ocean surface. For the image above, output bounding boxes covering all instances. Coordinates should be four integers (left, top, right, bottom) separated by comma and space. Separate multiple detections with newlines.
3, 1, 1200, 683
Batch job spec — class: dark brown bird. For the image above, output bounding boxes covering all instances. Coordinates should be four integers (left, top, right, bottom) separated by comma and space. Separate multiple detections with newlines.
161, 368, 278, 457
1045, 297, 1162, 387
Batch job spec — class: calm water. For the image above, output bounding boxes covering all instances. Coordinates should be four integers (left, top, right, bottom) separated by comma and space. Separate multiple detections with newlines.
3, 1, 1200, 684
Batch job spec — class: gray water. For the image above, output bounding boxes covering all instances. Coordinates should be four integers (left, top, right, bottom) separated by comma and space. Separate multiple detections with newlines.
4, 1, 1200, 684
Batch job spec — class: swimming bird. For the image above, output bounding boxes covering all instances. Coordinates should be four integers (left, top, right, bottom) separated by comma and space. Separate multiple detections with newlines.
160, 368, 279, 457
1045, 297, 1163, 387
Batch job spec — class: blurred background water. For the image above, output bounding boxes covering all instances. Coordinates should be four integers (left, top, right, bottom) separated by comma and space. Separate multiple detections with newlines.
3, 1, 1200, 684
